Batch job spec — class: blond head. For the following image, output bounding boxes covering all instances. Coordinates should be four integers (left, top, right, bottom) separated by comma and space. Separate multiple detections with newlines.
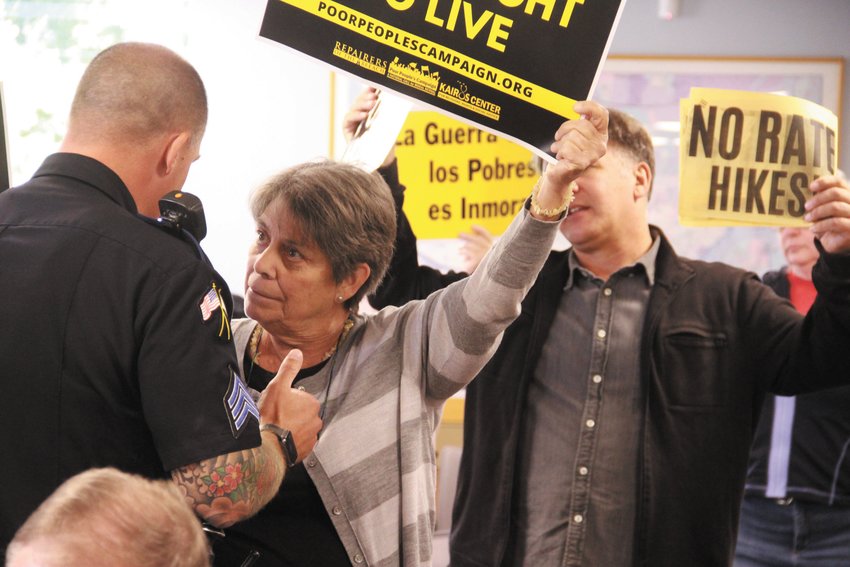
6, 468, 209, 567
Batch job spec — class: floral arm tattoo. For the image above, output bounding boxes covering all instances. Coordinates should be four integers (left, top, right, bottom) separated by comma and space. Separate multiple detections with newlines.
171, 439, 285, 527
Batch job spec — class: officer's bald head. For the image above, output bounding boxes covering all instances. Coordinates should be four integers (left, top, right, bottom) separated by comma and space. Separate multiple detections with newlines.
67, 42, 207, 148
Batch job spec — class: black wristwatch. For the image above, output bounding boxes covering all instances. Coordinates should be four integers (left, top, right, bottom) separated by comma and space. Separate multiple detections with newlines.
260, 424, 298, 467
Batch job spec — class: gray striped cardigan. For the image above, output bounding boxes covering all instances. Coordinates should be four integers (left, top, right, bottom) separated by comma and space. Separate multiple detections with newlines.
233, 208, 559, 566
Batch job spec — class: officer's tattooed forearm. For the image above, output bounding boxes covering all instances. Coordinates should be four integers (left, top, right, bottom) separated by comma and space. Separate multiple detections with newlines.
171, 443, 285, 527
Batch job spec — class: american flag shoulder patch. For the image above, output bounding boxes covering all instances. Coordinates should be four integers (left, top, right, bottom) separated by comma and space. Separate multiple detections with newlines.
223, 367, 259, 438
199, 286, 221, 322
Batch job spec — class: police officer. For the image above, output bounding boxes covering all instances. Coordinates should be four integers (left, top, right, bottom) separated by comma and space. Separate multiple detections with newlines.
0, 42, 322, 554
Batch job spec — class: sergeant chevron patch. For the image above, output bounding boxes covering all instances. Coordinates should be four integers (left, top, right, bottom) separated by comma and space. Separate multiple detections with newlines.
223, 367, 259, 438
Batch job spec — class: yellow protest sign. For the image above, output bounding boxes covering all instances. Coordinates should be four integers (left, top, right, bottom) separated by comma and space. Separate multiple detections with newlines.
395, 110, 537, 239
679, 88, 838, 227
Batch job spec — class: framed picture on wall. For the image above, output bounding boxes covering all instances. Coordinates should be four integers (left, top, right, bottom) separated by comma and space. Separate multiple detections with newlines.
593, 55, 844, 275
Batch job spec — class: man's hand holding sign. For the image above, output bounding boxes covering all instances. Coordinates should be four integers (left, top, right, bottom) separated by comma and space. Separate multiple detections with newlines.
533, 101, 609, 219
807, 172, 850, 254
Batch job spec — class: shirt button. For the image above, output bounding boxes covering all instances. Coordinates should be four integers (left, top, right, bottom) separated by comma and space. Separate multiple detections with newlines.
586, 419, 596, 429
573, 514, 584, 524
603, 288, 612, 296
578, 466, 589, 476
353, 554, 364, 564
332, 506, 342, 516
597, 329, 606, 339
307, 459, 317, 468
592, 374, 602, 384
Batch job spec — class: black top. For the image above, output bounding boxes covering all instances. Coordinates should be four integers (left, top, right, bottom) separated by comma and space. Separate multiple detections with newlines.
0, 153, 260, 552
744, 267, 850, 505
211, 354, 350, 567
368, 161, 468, 311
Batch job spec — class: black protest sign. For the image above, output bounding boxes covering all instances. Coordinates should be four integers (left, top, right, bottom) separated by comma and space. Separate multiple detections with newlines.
260, 0, 626, 160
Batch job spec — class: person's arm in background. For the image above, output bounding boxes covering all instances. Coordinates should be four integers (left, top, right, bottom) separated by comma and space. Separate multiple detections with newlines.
171, 349, 322, 528
372, 159, 476, 308
458, 225, 496, 274
342, 87, 494, 309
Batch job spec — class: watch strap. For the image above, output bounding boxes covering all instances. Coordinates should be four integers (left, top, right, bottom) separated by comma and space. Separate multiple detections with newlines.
260, 423, 298, 467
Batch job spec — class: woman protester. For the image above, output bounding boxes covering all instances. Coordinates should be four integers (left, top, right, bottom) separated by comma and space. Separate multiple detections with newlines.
212, 100, 608, 567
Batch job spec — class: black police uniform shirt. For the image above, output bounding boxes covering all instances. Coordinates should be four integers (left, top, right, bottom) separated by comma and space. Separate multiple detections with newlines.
0, 153, 261, 550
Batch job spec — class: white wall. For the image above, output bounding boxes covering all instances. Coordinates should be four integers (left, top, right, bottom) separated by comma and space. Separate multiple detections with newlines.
178, 0, 334, 296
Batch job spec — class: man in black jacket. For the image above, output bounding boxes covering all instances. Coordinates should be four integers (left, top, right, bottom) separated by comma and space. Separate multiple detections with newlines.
356, 91, 850, 565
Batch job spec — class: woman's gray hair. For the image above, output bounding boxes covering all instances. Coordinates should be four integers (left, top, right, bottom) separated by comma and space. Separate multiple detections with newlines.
250, 160, 397, 311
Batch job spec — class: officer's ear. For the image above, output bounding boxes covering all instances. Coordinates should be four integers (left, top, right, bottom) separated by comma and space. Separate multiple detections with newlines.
160, 131, 193, 177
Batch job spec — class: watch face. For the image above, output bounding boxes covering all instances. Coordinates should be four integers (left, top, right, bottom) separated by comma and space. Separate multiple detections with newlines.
282, 430, 298, 467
